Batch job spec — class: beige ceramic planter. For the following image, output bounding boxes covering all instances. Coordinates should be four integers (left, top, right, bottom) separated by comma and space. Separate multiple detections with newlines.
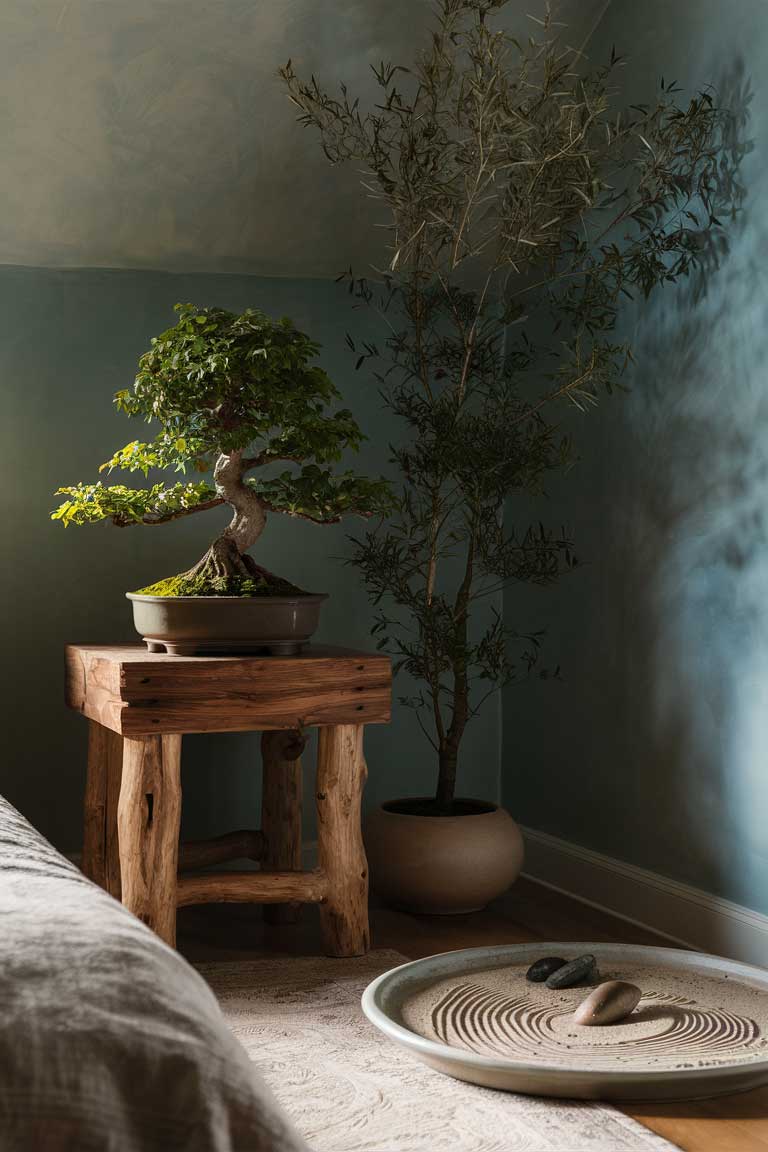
126, 592, 328, 656
364, 798, 524, 914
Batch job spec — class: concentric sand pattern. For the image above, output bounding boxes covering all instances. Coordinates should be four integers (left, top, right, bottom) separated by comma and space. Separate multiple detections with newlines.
402, 959, 768, 1074
363, 944, 768, 1098
429, 982, 761, 1070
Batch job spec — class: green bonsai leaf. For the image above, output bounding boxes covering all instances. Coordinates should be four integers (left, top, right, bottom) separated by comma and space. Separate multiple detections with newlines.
117, 304, 343, 456
52, 480, 220, 527
252, 408, 365, 468
53, 302, 391, 593
99, 436, 213, 476
249, 468, 393, 524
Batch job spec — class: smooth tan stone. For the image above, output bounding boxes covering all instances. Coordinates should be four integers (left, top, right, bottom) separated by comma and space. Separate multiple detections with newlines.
573, 980, 642, 1026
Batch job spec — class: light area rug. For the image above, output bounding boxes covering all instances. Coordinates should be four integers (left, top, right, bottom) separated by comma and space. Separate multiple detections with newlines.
198, 950, 678, 1152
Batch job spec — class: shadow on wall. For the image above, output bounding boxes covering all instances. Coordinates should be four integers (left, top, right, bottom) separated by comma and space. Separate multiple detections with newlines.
505, 59, 768, 921
596, 60, 768, 915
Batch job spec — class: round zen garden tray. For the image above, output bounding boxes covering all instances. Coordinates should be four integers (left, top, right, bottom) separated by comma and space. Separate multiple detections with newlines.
361, 942, 768, 1101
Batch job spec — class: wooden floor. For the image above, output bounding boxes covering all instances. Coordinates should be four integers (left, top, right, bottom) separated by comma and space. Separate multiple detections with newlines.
177, 877, 768, 1152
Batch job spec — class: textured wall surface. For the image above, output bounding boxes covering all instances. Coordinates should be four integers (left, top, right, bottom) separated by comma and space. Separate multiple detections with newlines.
0, 266, 500, 849
0, 0, 614, 851
0, 0, 606, 275
502, 0, 768, 912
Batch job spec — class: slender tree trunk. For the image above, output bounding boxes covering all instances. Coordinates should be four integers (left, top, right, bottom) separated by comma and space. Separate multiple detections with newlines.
434, 529, 475, 811
436, 747, 458, 811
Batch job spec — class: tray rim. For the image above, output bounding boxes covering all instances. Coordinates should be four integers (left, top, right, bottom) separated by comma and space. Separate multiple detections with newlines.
361, 941, 768, 1088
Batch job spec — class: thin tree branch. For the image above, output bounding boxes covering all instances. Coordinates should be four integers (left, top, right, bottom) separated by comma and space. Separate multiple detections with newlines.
241, 454, 305, 472
414, 708, 439, 751
259, 502, 377, 526
112, 497, 224, 527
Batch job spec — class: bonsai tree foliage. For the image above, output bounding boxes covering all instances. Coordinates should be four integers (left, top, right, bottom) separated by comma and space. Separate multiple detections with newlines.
282, 1, 743, 808
52, 304, 391, 595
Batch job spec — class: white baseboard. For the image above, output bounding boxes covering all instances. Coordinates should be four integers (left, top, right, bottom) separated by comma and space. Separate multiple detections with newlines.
521, 826, 768, 969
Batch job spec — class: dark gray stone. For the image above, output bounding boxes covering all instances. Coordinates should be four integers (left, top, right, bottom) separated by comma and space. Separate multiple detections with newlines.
525, 956, 567, 983
545, 953, 597, 989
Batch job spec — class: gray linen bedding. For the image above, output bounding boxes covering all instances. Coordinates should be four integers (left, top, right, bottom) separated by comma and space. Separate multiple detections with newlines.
0, 795, 308, 1152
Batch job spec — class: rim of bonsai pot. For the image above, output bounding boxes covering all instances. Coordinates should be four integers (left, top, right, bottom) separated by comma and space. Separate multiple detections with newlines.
381, 797, 498, 818
126, 592, 329, 603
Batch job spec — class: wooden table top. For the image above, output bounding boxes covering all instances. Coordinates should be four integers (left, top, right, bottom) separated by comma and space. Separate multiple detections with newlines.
67, 643, 382, 664
65, 644, 392, 736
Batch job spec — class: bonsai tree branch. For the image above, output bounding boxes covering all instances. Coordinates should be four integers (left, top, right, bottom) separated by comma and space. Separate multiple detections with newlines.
260, 504, 341, 525
113, 497, 225, 527
241, 453, 304, 472
52, 480, 222, 528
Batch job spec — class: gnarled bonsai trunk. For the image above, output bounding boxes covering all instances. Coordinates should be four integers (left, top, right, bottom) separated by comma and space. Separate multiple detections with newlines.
186, 451, 299, 591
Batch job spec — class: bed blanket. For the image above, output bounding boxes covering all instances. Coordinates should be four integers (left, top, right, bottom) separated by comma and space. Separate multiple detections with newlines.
0, 795, 308, 1152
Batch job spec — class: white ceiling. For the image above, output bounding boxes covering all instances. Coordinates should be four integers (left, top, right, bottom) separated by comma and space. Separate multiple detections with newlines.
0, 0, 611, 276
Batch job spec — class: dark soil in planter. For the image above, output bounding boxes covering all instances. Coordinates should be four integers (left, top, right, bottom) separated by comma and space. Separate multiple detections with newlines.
382, 797, 497, 818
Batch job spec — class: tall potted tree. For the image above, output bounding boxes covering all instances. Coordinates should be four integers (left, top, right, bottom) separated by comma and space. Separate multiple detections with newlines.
283, 2, 739, 911
53, 303, 390, 654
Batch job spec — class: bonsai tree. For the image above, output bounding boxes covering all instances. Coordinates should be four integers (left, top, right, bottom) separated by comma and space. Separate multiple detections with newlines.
52, 303, 390, 594
282, 2, 742, 808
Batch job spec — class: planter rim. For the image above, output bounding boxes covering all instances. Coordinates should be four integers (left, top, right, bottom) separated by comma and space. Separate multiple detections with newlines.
378, 797, 502, 819
126, 591, 329, 604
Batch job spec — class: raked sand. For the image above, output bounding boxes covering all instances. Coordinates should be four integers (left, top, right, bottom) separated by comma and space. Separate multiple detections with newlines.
401, 959, 768, 1071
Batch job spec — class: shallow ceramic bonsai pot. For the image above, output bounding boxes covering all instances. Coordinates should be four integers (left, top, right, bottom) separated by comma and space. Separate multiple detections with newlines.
126, 591, 328, 656
364, 797, 524, 914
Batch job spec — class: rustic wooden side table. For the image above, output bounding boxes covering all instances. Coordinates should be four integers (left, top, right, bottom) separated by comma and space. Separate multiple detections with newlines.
65, 644, 391, 956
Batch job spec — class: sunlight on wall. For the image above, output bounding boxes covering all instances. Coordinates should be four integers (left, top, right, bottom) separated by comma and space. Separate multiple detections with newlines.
503, 0, 768, 913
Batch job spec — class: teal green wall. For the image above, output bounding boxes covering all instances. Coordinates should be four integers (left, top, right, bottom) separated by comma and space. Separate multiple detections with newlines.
0, 0, 540, 851
1, 266, 501, 850
0, 0, 603, 277
502, 0, 768, 912
0, 0, 427, 277
12, 0, 766, 915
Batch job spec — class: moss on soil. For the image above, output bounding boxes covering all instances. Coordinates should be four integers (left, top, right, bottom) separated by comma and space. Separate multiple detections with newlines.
134, 571, 305, 598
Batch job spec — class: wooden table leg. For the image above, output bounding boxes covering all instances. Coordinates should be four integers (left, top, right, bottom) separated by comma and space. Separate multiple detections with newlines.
83, 720, 122, 894
117, 734, 182, 947
261, 730, 305, 925
316, 724, 370, 957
